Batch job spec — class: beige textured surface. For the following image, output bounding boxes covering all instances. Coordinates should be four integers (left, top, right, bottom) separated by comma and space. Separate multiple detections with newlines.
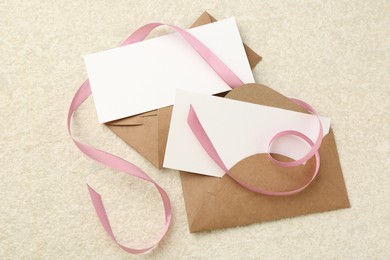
1, 0, 389, 259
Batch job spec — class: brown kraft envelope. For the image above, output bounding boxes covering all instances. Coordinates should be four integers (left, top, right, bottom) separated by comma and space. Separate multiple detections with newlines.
105, 11, 262, 168
180, 83, 350, 233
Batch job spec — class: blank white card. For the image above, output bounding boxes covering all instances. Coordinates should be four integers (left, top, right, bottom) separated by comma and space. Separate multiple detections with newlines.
164, 90, 330, 177
85, 18, 254, 123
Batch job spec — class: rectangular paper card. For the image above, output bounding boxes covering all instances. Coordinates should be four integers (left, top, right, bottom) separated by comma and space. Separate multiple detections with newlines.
85, 18, 254, 123
164, 90, 331, 177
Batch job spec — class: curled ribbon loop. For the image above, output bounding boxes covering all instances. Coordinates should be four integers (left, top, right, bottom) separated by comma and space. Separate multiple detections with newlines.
267, 98, 323, 168
187, 100, 323, 196
68, 23, 243, 253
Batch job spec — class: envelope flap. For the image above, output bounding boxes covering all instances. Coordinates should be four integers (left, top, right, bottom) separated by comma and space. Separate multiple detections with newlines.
190, 11, 214, 27
225, 83, 308, 114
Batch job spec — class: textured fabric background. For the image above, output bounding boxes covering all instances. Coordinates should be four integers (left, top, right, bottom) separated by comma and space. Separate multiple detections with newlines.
1, 0, 389, 259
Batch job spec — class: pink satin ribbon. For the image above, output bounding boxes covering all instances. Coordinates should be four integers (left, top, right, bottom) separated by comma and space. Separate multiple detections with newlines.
187, 99, 323, 196
69, 21, 324, 253
68, 23, 243, 254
